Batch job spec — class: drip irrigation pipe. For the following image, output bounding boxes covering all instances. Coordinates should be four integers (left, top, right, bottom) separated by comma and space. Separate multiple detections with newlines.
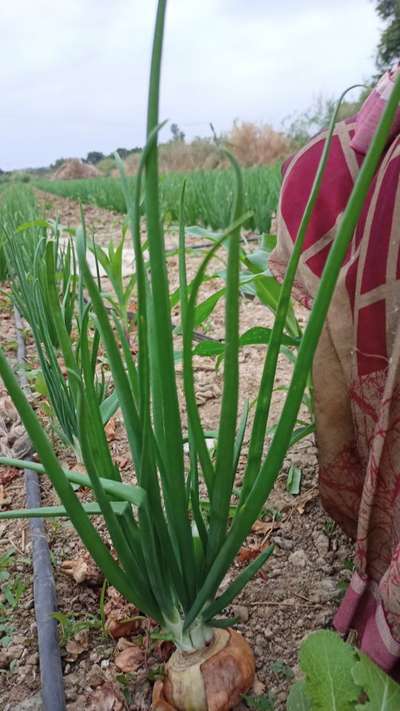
14, 307, 66, 710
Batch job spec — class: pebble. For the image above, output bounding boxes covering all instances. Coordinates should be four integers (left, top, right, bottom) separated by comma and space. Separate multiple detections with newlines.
0, 651, 9, 669
318, 577, 339, 601
12, 694, 43, 711
272, 536, 294, 551
87, 664, 104, 688
288, 549, 308, 568
315, 610, 333, 627
6, 644, 24, 660
65, 688, 77, 702
26, 653, 39, 667
252, 678, 266, 695
313, 532, 330, 556
232, 604, 249, 623
64, 672, 80, 687
262, 606, 275, 619
255, 634, 265, 647
264, 627, 274, 640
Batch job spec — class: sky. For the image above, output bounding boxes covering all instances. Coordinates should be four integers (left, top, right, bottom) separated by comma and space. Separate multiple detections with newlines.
0, 0, 382, 171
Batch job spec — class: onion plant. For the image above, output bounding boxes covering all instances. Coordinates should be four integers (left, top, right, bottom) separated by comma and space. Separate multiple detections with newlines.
35, 165, 280, 234
6, 218, 118, 460
1, 2, 400, 708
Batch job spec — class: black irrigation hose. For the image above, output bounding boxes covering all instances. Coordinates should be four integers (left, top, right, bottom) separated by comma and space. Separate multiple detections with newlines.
14, 307, 66, 711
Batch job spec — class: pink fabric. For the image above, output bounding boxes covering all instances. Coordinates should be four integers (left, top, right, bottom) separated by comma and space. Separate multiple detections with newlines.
351, 64, 400, 154
272, 70, 400, 672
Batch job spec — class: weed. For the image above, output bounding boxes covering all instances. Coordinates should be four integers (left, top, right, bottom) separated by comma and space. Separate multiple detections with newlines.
242, 692, 276, 710
271, 659, 295, 680
52, 611, 102, 645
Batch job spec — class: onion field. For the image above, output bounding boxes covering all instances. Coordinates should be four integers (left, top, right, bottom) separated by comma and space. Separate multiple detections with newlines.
35, 163, 281, 234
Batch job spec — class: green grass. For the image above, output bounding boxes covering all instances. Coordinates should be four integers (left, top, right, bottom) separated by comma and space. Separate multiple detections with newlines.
0, 184, 39, 283
35, 163, 281, 234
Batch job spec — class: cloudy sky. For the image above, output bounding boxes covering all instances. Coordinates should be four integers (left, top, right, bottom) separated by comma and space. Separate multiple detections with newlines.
1, 0, 382, 171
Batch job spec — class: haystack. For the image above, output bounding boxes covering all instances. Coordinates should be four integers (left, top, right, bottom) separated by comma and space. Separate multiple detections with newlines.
52, 159, 101, 180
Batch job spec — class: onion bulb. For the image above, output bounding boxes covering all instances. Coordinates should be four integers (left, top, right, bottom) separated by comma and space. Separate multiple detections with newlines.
152, 627, 255, 711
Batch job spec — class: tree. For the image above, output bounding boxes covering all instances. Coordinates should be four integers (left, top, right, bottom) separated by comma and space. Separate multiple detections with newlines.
85, 151, 104, 165
170, 123, 185, 142
375, 0, 400, 70
115, 147, 130, 159
50, 158, 65, 170
283, 90, 369, 147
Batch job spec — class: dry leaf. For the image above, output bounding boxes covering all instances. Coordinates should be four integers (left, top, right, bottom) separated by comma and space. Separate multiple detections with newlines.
251, 520, 276, 535
0, 485, 11, 507
115, 637, 135, 652
0, 468, 21, 485
237, 546, 262, 564
86, 682, 126, 711
61, 553, 103, 586
65, 630, 90, 661
295, 487, 318, 514
152, 680, 176, 711
153, 640, 175, 663
105, 417, 117, 442
104, 587, 143, 639
114, 456, 129, 470
114, 645, 144, 672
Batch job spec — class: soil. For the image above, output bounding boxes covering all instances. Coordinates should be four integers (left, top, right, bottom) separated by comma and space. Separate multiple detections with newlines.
0, 192, 354, 711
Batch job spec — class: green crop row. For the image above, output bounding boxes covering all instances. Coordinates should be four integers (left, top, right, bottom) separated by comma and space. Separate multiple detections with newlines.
35, 163, 281, 234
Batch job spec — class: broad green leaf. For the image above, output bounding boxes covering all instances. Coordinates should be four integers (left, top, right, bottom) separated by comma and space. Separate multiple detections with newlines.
299, 630, 360, 711
192, 326, 299, 358
240, 325, 299, 348
353, 652, 400, 710
287, 681, 312, 711
193, 288, 225, 327
193, 340, 224, 357
245, 249, 271, 273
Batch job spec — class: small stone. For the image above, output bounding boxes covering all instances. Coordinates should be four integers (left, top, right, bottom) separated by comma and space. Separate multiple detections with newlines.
64, 672, 80, 687
0, 651, 9, 669
272, 536, 294, 551
65, 688, 77, 702
262, 606, 275, 619
313, 532, 330, 556
232, 604, 249, 623
315, 610, 333, 627
12, 693, 43, 711
318, 577, 339, 601
13, 635, 25, 645
100, 658, 110, 669
254, 645, 263, 657
289, 549, 308, 568
264, 627, 274, 640
26, 653, 39, 667
252, 677, 266, 696
255, 634, 265, 647
6, 644, 24, 660
87, 664, 104, 688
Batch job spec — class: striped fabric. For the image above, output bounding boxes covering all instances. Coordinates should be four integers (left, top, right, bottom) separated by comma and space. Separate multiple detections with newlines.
271, 71, 400, 672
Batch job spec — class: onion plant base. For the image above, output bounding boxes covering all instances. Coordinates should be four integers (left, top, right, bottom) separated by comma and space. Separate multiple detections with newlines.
152, 628, 255, 711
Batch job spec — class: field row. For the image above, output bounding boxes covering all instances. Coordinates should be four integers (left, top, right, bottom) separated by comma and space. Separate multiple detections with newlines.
35, 163, 282, 234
